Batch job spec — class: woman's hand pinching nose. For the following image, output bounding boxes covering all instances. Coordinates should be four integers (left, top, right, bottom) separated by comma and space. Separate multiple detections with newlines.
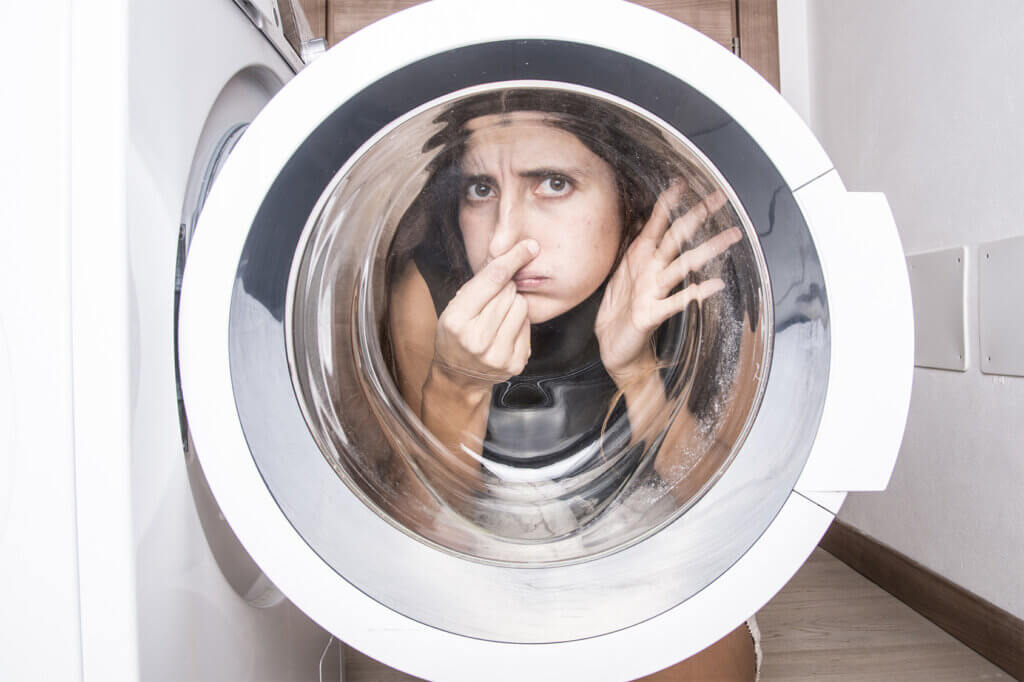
430, 239, 540, 389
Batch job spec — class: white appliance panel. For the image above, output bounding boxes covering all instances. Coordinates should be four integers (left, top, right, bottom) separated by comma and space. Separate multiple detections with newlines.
69, 0, 333, 679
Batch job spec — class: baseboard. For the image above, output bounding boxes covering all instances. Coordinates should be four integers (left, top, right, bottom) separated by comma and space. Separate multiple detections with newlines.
820, 520, 1024, 681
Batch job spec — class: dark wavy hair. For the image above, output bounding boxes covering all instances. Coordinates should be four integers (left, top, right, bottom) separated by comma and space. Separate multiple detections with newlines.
386, 88, 693, 304
383, 87, 750, 424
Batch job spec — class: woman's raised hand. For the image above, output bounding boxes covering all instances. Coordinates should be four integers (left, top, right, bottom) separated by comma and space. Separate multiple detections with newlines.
431, 239, 538, 391
596, 181, 742, 384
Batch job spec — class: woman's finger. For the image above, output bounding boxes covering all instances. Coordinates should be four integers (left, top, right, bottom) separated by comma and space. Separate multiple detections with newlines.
450, 239, 540, 322
470, 280, 519, 347
485, 294, 529, 369
657, 227, 742, 295
510, 313, 532, 373
637, 178, 689, 245
655, 190, 728, 262
653, 278, 726, 325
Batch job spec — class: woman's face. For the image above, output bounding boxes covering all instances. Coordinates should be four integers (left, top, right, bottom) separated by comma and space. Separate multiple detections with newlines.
458, 112, 624, 324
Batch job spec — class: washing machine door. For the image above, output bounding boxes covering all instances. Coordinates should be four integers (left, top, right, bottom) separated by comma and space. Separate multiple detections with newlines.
178, 1, 913, 679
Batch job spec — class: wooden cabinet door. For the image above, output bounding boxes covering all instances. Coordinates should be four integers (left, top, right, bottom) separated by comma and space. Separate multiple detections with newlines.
317, 0, 777, 88
297, 0, 327, 38
326, 0, 425, 44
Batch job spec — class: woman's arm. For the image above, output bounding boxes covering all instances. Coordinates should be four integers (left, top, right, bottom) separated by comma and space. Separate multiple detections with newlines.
613, 354, 699, 484
612, 348, 667, 445
389, 262, 491, 492
596, 183, 740, 485
389, 240, 537, 493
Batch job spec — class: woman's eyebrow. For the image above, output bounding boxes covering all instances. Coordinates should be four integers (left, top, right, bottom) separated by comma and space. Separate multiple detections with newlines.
461, 172, 497, 185
518, 166, 587, 180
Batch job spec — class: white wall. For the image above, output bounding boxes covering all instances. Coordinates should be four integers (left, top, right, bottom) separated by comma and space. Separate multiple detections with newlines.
780, 0, 1024, 619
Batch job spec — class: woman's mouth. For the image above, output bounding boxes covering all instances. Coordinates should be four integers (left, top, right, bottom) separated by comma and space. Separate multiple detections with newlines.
513, 273, 549, 290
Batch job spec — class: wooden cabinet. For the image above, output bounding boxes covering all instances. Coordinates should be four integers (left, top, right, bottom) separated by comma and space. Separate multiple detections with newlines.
298, 0, 327, 37
630, 0, 737, 49
312, 0, 777, 88
326, 0, 425, 43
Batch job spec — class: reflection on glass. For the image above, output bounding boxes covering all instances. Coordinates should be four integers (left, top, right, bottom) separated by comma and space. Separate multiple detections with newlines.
289, 85, 771, 565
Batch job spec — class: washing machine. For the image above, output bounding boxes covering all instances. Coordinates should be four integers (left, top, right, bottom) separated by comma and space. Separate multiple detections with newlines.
4, 0, 913, 680
176, 1, 913, 679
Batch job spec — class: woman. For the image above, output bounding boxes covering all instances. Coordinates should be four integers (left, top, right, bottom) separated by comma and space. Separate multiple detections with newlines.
386, 89, 742, 493
385, 89, 757, 679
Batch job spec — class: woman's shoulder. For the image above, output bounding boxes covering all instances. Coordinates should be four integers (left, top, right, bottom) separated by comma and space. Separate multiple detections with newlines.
388, 261, 438, 414
390, 260, 437, 333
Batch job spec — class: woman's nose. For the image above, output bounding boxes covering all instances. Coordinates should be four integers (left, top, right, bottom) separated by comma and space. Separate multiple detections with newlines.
488, 195, 527, 260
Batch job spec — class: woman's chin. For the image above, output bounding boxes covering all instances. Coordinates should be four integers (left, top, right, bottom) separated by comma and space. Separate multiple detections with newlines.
525, 298, 570, 325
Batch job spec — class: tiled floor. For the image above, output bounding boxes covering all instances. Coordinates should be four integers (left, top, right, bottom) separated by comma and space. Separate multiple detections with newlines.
341, 549, 1012, 681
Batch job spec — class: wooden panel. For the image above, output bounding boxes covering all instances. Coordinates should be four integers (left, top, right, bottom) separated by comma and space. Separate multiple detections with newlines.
759, 549, 1013, 681
736, 0, 779, 89
299, 0, 327, 39
325, 1, 780, 91
630, 0, 735, 49
326, 0, 734, 48
821, 520, 1024, 680
328, 0, 427, 44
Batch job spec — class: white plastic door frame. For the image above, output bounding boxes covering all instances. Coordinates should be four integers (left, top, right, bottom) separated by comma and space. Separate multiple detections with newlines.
178, 1, 911, 679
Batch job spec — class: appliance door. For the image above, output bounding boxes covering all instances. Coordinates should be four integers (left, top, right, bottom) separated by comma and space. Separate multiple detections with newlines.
178, 2, 912, 679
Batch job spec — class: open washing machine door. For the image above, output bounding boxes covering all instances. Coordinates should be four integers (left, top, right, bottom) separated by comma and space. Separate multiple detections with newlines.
178, 1, 913, 679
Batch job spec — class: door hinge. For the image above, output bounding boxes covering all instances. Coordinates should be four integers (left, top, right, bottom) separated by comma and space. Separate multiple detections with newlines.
731, 36, 741, 55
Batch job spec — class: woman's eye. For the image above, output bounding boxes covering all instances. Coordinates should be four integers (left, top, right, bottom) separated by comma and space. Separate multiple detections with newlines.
465, 182, 495, 201
537, 176, 572, 197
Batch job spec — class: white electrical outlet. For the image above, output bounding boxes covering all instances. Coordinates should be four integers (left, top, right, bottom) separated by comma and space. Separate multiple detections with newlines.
906, 246, 968, 371
979, 235, 1024, 377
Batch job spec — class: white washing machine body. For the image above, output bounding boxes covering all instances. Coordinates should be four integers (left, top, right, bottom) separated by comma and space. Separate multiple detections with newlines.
173, 1, 914, 681
15, 0, 338, 680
